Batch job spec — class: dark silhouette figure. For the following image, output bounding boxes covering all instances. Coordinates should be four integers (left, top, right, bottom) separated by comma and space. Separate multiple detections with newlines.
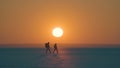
53, 43, 58, 54
45, 42, 51, 54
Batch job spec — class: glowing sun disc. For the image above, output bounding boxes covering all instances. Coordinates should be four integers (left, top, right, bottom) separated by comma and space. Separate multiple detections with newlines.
52, 27, 63, 37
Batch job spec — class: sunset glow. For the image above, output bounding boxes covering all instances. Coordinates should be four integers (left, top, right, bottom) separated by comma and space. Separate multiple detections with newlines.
0, 0, 120, 47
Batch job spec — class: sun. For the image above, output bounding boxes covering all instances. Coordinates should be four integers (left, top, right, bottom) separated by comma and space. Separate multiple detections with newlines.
52, 27, 64, 37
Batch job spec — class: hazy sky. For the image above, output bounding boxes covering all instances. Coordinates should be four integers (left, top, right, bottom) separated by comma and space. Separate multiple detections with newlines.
0, 0, 120, 46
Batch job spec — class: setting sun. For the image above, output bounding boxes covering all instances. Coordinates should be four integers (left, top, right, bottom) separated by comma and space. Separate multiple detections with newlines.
52, 27, 64, 38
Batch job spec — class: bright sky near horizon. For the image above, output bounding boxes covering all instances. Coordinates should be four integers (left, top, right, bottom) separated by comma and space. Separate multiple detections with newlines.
0, 0, 120, 47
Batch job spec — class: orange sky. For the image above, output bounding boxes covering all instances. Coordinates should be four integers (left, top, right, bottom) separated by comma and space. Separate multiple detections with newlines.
0, 0, 120, 47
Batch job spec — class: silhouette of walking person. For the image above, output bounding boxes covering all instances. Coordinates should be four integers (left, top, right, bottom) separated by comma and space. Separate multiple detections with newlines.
45, 42, 51, 54
53, 43, 58, 54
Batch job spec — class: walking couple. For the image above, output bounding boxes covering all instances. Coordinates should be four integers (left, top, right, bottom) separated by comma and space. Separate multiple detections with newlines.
45, 42, 58, 54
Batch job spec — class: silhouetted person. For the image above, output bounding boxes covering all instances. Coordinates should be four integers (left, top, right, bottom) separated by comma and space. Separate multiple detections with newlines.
53, 43, 58, 54
45, 42, 51, 54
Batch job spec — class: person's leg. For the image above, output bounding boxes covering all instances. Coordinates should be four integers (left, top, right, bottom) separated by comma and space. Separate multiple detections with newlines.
48, 48, 51, 53
53, 49, 58, 54
46, 49, 48, 54
45, 50, 46, 54
53, 49, 55, 54
56, 49, 58, 54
